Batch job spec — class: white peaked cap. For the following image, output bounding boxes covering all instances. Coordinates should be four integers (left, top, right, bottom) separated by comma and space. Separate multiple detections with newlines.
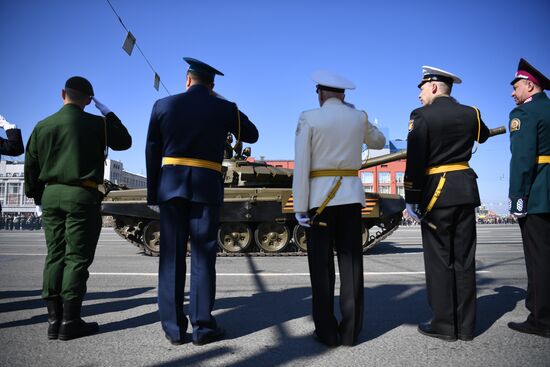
311, 70, 356, 90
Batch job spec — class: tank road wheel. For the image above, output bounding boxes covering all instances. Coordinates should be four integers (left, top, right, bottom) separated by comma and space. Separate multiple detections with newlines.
254, 222, 290, 253
361, 222, 370, 251
292, 225, 307, 252
142, 221, 160, 256
217, 223, 252, 253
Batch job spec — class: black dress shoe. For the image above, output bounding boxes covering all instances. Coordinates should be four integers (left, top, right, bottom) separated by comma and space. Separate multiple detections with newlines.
312, 331, 339, 348
165, 334, 186, 345
192, 327, 225, 346
458, 334, 474, 341
418, 322, 457, 342
508, 321, 550, 338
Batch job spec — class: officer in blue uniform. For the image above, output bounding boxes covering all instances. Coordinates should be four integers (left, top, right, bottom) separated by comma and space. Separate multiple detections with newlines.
146, 57, 259, 345
507, 58, 550, 338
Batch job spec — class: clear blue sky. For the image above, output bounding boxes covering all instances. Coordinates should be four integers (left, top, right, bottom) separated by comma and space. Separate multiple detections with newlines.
1, 0, 549, 214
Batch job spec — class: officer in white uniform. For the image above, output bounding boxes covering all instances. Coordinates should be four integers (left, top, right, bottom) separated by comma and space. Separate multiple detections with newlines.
293, 70, 385, 347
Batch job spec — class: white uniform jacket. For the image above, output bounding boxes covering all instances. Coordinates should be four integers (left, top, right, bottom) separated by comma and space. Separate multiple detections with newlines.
292, 98, 386, 213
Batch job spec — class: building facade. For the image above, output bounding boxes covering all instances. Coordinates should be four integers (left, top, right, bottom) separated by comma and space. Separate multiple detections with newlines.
0, 159, 146, 214
263, 157, 406, 197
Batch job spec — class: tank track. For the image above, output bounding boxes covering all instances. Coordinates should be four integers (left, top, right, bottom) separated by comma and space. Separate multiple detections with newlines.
111, 213, 402, 257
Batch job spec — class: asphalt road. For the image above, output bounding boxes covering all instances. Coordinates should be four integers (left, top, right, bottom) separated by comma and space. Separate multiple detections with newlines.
0, 224, 548, 367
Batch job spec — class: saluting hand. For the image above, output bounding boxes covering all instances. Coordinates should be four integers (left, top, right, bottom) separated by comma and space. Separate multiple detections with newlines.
92, 97, 112, 116
0, 115, 17, 130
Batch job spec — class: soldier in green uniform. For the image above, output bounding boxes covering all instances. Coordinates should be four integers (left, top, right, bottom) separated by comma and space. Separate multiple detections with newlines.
24, 76, 132, 340
507, 59, 550, 338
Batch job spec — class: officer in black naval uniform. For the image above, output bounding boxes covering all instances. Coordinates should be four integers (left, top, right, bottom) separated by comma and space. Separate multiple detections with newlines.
507, 58, 550, 338
0, 114, 24, 215
146, 57, 258, 346
405, 66, 490, 341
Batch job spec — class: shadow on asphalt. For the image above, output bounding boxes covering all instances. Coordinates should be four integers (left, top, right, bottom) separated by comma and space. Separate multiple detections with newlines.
367, 241, 423, 255
0, 276, 527, 366
476, 285, 525, 336
0, 287, 156, 330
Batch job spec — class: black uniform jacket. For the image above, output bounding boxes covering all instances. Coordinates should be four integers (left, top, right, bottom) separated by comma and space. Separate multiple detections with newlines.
0, 128, 24, 159
405, 96, 490, 211
146, 85, 259, 206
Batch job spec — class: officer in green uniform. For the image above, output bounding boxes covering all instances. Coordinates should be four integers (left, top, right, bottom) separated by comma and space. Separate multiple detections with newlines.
507, 58, 550, 338
24, 76, 132, 340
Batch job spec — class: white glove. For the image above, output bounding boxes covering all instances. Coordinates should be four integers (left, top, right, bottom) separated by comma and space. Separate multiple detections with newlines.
0, 115, 16, 130
148, 205, 160, 214
92, 97, 112, 116
36, 205, 43, 217
512, 212, 527, 219
295, 212, 311, 228
406, 203, 420, 222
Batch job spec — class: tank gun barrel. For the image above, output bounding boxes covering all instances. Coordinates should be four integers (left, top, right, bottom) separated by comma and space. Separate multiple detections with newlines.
361, 125, 506, 169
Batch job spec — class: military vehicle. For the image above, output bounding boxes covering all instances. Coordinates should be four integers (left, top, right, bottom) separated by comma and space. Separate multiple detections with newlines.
103, 126, 505, 257
102, 143, 405, 256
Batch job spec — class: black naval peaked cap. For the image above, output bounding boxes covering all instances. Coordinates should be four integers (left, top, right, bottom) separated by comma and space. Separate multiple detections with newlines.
65, 76, 94, 96
418, 66, 462, 89
511, 58, 550, 90
183, 57, 224, 79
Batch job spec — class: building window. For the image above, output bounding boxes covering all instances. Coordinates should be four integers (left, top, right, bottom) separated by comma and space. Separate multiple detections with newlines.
7, 183, 20, 205
397, 186, 405, 197
361, 171, 373, 184
395, 172, 404, 183
378, 172, 390, 184
364, 185, 373, 193
379, 185, 391, 194
0, 183, 5, 205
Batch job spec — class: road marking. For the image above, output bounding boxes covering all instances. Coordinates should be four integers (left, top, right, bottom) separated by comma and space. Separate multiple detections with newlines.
88, 271, 491, 277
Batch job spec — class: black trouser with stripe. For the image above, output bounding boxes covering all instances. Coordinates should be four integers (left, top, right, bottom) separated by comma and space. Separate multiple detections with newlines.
306, 203, 363, 345
421, 204, 477, 337
518, 213, 550, 329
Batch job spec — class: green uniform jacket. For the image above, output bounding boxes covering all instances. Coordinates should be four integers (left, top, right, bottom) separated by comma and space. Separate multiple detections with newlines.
24, 104, 132, 204
509, 92, 550, 214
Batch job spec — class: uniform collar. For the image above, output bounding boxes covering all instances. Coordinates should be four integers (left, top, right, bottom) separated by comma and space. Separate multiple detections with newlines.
321, 98, 344, 107
531, 92, 548, 101
186, 84, 211, 94
61, 103, 84, 111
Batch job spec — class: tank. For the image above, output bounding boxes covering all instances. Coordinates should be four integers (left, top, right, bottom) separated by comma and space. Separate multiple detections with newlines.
102, 142, 406, 256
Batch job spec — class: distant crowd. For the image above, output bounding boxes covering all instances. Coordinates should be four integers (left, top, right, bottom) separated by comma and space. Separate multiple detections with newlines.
401, 213, 517, 226
0, 213, 43, 230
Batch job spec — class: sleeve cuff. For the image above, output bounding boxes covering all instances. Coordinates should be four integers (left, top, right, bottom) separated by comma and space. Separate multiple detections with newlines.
405, 188, 422, 204
509, 197, 527, 214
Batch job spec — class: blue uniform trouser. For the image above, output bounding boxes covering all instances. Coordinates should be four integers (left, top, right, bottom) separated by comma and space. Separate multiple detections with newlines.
158, 198, 219, 342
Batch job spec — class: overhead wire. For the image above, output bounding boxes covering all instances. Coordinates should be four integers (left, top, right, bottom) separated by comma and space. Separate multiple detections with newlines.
105, 0, 171, 95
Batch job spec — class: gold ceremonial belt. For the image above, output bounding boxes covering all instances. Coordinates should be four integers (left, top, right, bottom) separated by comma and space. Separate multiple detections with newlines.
425, 162, 469, 175
48, 179, 99, 189
424, 162, 469, 213
310, 169, 358, 178
537, 155, 550, 164
162, 157, 222, 172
